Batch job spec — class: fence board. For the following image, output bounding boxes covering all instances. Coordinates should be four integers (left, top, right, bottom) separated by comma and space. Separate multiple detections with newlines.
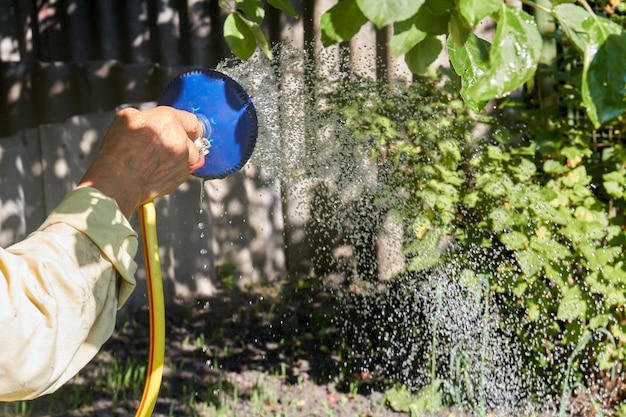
0, 0, 425, 308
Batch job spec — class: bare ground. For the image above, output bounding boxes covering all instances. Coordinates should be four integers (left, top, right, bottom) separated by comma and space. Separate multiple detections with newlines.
3, 278, 621, 417
3, 279, 408, 417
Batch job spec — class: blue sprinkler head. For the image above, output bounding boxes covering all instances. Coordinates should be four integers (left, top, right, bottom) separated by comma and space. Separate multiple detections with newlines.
158, 69, 258, 179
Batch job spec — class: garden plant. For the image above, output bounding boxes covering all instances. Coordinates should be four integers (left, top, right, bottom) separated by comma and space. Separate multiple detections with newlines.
221, 0, 626, 414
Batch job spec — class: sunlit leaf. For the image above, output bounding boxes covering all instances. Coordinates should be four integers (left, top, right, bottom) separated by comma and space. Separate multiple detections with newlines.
554, 3, 589, 53
320, 0, 368, 47
562, 165, 589, 187
557, 285, 587, 321
224, 13, 257, 60
526, 299, 541, 321
405, 36, 442, 76
391, 14, 427, 56
603, 170, 626, 198
500, 230, 529, 250
466, 5, 542, 103
250, 22, 273, 59
448, 7, 472, 46
235, 0, 265, 24
266, 0, 298, 17
579, 241, 620, 270
356, 0, 423, 28
586, 269, 626, 306
581, 17, 626, 128
530, 235, 571, 260
510, 157, 536, 181
487, 145, 510, 161
447, 33, 491, 112
543, 159, 568, 173
458, 0, 500, 27
385, 385, 417, 412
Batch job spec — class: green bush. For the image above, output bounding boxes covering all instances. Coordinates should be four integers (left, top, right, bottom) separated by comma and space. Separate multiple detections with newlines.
329, 66, 626, 406
221, 0, 626, 410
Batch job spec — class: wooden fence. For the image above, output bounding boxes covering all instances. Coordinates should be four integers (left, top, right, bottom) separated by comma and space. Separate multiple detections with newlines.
0, 0, 420, 310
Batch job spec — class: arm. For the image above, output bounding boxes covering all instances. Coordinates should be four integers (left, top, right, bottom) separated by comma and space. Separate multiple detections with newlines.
0, 106, 202, 401
0, 188, 137, 401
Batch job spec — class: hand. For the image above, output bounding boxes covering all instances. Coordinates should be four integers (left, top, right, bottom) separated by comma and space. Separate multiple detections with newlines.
78, 106, 203, 217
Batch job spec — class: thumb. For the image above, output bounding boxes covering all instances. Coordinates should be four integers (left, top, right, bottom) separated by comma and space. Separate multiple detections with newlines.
188, 138, 204, 171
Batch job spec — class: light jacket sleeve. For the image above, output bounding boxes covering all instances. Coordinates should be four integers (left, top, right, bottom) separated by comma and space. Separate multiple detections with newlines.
0, 186, 138, 401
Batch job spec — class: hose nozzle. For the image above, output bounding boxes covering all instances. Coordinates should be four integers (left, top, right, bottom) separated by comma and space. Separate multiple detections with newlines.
195, 114, 212, 156
159, 69, 258, 179
189, 115, 212, 172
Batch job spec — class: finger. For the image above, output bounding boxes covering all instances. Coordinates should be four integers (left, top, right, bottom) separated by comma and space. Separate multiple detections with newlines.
187, 136, 202, 167
189, 154, 205, 172
170, 107, 205, 140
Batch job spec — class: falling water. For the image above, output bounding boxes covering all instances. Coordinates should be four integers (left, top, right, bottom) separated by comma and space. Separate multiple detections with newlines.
210, 45, 568, 415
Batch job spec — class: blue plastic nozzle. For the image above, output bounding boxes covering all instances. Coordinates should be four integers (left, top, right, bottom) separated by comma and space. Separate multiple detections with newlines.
158, 69, 258, 180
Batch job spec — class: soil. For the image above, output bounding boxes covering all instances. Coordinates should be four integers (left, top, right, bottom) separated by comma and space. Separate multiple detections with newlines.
4, 278, 619, 417
8, 279, 409, 417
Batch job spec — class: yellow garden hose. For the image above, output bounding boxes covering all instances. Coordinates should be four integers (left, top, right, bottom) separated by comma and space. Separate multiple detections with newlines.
135, 200, 166, 417
130, 68, 257, 416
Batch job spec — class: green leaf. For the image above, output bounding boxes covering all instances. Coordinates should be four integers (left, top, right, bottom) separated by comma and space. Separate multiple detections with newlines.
438, 139, 462, 163
557, 285, 587, 321
581, 17, 626, 128
562, 165, 589, 187
425, 0, 454, 15
414, 3, 450, 35
533, 201, 570, 225
588, 313, 610, 329
560, 145, 592, 160
320, 0, 368, 47
385, 385, 417, 412
543, 159, 568, 173
447, 33, 491, 113
483, 179, 506, 197
385, 381, 444, 414
356, 0, 424, 28
458, 0, 501, 27
249, 22, 273, 59
579, 241, 621, 270
603, 170, 626, 198
266, 0, 298, 17
405, 36, 442, 76
408, 381, 444, 415
391, 2, 450, 56
586, 269, 626, 306
390, 16, 427, 56
487, 145, 510, 161
604, 180, 625, 199
489, 207, 513, 232
500, 230, 529, 250
554, 3, 589, 53
466, 4, 542, 103
224, 13, 257, 60
526, 299, 541, 321
235, 0, 265, 24
510, 157, 536, 181
448, 7, 472, 46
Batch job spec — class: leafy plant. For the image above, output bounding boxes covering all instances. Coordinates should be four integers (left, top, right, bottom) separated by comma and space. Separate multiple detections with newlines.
221, 0, 626, 128
218, 0, 298, 60
326, 51, 626, 408
219, 0, 626, 412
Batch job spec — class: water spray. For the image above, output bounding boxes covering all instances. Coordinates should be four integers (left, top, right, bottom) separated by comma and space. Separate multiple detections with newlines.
134, 69, 258, 417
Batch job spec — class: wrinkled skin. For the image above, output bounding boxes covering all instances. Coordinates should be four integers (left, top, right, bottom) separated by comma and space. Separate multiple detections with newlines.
79, 106, 203, 217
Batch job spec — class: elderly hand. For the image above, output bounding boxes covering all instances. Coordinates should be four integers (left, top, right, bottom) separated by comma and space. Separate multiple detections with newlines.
78, 106, 203, 218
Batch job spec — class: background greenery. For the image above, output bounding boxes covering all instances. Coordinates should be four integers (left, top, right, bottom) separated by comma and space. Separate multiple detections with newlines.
222, 0, 626, 414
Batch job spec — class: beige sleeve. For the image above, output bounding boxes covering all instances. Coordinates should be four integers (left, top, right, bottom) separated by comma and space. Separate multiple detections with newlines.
0, 187, 138, 401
